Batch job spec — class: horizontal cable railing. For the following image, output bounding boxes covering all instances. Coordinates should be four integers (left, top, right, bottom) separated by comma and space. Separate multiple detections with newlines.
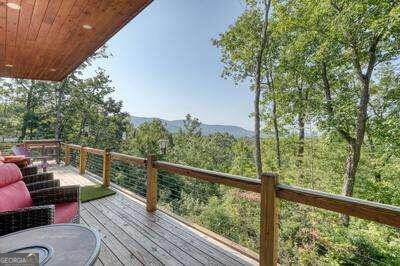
67, 145, 80, 168
86, 152, 104, 179
111, 159, 147, 197
157, 169, 261, 254
277, 184, 400, 228
60, 142, 400, 266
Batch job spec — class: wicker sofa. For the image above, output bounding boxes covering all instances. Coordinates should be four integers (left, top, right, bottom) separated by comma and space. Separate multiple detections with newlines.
0, 163, 80, 236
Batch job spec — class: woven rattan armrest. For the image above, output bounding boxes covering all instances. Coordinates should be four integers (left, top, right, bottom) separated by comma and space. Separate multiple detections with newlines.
0, 205, 54, 236
31, 185, 80, 206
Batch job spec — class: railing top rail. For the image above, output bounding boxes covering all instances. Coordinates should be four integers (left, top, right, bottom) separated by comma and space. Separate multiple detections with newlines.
63, 143, 82, 150
85, 147, 105, 156
23, 139, 60, 145
0, 142, 19, 147
110, 152, 147, 166
277, 184, 400, 228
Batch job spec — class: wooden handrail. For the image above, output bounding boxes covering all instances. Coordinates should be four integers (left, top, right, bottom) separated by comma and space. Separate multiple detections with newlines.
23, 139, 60, 145
276, 184, 400, 228
65, 144, 82, 150
85, 147, 105, 156
110, 152, 146, 166
154, 161, 261, 193
0, 142, 19, 147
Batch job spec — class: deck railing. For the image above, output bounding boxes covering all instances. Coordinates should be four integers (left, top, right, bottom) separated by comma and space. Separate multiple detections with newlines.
60, 142, 400, 266
24, 139, 61, 163
1, 139, 61, 163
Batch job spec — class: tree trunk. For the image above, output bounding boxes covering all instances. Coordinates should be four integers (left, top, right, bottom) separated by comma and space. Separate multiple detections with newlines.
55, 79, 67, 140
55, 88, 63, 140
20, 84, 34, 141
297, 111, 305, 178
268, 71, 282, 169
341, 140, 360, 225
254, 88, 263, 178
272, 99, 282, 168
20, 116, 28, 140
253, 0, 271, 179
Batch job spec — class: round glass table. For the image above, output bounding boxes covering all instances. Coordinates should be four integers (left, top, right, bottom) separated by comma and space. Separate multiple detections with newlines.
0, 224, 100, 265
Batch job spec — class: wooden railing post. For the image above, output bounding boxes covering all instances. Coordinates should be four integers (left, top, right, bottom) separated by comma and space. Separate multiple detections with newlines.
146, 154, 158, 212
103, 148, 111, 187
79, 146, 87, 175
260, 173, 279, 266
64, 145, 71, 165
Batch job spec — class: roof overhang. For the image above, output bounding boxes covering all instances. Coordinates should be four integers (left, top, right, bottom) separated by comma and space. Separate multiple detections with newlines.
0, 0, 152, 81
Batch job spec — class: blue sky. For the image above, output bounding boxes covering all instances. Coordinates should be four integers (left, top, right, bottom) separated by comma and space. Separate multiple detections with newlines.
83, 0, 253, 130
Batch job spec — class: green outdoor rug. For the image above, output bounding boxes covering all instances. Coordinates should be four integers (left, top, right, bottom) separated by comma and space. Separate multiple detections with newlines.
80, 185, 116, 203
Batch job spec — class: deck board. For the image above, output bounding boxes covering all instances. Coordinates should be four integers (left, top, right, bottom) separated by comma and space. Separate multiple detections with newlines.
51, 165, 258, 266
80, 217, 119, 266
80, 209, 138, 265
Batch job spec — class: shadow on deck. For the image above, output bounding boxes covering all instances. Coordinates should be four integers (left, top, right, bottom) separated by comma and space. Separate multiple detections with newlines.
53, 165, 258, 266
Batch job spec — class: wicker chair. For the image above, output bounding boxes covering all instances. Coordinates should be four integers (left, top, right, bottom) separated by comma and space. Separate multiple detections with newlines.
19, 165, 39, 176
0, 152, 39, 176
12, 145, 49, 172
0, 164, 80, 236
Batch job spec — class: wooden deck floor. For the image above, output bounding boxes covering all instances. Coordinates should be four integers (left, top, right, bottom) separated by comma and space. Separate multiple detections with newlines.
53, 166, 258, 266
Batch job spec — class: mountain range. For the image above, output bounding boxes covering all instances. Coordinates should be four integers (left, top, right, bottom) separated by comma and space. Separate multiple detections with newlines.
130, 116, 254, 138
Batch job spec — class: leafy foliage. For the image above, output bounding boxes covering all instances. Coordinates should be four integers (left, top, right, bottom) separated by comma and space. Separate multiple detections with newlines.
0, 48, 129, 150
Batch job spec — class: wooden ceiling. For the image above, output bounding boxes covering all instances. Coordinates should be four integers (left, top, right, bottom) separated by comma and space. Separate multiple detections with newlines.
0, 0, 152, 81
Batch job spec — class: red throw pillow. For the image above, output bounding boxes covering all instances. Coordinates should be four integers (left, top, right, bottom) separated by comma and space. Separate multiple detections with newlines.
0, 181, 33, 211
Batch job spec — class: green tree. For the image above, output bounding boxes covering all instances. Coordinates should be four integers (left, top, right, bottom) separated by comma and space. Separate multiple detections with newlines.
126, 119, 169, 157
214, 0, 272, 178
272, 0, 400, 224
183, 114, 201, 136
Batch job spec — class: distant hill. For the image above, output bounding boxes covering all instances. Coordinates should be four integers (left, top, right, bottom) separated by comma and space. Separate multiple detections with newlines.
131, 116, 254, 138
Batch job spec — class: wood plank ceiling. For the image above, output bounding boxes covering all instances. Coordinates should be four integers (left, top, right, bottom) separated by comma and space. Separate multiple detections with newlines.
0, 0, 152, 81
